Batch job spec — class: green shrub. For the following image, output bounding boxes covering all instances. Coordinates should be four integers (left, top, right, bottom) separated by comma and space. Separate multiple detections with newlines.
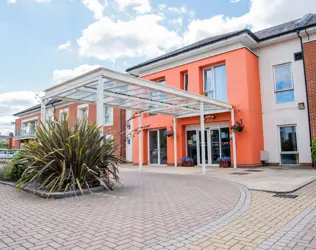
312, 137, 316, 163
16, 118, 120, 194
0, 153, 26, 181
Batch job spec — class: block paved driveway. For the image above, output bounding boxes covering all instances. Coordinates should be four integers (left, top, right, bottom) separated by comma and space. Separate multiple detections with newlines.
0, 172, 241, 250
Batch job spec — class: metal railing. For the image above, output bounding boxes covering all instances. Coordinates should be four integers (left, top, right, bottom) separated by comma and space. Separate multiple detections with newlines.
14, 128, 36, 139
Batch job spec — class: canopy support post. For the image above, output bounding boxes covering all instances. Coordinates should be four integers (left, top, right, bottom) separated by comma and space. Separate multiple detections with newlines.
40, 99, 46, 126
200, 102, 206, 175
138, 114, 143, 171
97, 77, 104, 136
231, 108, 237, 168
173, 117, 177, 167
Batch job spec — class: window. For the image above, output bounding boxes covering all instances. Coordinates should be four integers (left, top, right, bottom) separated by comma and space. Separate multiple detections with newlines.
78, 104, 89, 120
21, 119, 38, 136
279, 125, 299, 165
59, 108, 69, 121
274, 63, 294, 104
203, 65, 227, 102
183, 72, 189, 91
149, 78, 166, 116
104, 106, 113, 126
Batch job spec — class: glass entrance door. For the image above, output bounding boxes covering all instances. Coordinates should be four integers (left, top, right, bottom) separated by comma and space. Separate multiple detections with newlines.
149, 130, 158, 164
149, 129, 167, 165
210, 129, 220, 164
186, 126, 231, 166
187, 131, 198, 165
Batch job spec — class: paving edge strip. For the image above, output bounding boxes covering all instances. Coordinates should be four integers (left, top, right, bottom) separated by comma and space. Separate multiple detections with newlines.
147, 179, 252, 250
255, 205, 316, 250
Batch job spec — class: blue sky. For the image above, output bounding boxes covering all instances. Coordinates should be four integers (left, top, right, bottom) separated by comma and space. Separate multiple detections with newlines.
0, 0, 315, 134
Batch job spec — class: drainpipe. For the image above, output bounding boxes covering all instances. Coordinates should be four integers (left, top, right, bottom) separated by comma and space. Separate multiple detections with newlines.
120, 109, 123, 158
296, 30, 314, 167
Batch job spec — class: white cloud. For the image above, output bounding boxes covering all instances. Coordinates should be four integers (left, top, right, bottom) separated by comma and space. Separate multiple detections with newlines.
158, 4, 166, 10
169, 17, 183, 26
0, 91, 39, 135
35, 0, 51, 3
115, 0, 151, 13
77, 14, 182, 61
167, 6, 187, 14
52, 64, 101, 84
183, 0, 316, 45
7, 0, 17, 4
230, 0, 241, 2
82, 0, 105, 20
57, 40, 71, 50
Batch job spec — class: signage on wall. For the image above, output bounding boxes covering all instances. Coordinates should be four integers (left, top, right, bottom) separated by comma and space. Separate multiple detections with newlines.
188, 140, 193, 145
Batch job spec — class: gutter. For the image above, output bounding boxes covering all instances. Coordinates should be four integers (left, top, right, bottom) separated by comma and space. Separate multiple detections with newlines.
296, 29, 314, 166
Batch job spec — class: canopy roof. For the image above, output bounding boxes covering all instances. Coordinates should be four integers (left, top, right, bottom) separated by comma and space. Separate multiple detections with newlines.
44, 67, 232, 117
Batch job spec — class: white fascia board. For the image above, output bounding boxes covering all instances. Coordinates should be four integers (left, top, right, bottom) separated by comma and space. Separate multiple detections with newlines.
128, 34, 258, 76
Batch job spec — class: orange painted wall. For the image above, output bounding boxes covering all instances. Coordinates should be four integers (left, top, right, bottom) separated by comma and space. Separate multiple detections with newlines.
133, 48, 264, 166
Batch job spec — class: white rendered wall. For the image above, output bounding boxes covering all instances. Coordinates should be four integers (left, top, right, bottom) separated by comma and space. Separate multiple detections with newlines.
125, 110, 133, 162
256, 38, 312, 164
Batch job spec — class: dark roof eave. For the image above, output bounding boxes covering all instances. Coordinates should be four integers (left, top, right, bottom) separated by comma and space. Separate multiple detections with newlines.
13, 99, 62, 117
126, 29, 259, 72
258, 23, 316, 42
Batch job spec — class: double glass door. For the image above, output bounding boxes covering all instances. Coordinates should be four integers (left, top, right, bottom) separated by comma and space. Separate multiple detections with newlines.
149, 129, 167, 165
186, 127, 230, 166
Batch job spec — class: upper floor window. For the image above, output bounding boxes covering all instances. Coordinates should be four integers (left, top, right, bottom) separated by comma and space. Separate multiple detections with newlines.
59, 108, 69, 121
183, 72, 189, 91
149, 78, 166, 116
203, 65, 227, 102
104, 106, 113, 126
78, 104, 89, 120
274, 63, 294, 104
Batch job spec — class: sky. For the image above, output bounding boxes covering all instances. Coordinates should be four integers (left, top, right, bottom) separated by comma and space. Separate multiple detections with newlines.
0, 0, 316, 135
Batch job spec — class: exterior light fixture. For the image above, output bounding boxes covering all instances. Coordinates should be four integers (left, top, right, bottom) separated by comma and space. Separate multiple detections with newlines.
298, 102, 305, 110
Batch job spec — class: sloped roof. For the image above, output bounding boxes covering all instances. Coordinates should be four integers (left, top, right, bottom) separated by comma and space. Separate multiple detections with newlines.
126, 13, 316, 72
13, 99, 61, 117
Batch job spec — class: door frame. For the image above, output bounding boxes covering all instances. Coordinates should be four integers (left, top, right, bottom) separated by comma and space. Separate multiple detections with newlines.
147, 129, 167, 165
185, 122, 230, 167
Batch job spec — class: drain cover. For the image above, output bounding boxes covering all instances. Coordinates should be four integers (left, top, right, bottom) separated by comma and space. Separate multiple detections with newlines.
273, 194, 298, 199
230, 172, 250, 175
245, 169, 263, 172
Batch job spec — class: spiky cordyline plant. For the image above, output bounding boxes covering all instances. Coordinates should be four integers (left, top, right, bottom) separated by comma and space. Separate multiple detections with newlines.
16, 117, 120, 194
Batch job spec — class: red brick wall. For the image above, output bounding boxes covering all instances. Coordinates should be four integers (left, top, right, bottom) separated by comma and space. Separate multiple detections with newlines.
304, 41, 316, 139
14, 103, 126, 157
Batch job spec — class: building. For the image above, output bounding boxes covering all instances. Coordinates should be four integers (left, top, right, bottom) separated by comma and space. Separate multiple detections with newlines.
14, 13, 316, 168
126, 13, 316, 167
13, 99, 132, 161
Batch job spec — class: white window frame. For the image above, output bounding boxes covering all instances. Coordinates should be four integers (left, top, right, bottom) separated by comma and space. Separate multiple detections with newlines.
77, 104, 89, 120
183, 72, 188, 91
273, 63, 295, 103
203, 64, 225, 99
278, 124, 299, 165
21, 117, 38, 135
59, 108, 69, 121
104, 106, 113, 126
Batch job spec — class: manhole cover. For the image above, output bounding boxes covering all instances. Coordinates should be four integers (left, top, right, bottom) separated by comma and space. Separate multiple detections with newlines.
245, 169, 263, 172
273, 194, 298, 199
230, 172, 250, 175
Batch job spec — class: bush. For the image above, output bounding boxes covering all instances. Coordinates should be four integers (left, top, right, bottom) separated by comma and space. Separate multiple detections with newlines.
0, 153, 26, 181
16, 118, 120, 194
312, 138, 316, 163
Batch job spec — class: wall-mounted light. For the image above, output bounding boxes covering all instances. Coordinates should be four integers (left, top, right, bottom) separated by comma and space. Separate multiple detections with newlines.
298, 102, 305, 110
204, 115, 216, 119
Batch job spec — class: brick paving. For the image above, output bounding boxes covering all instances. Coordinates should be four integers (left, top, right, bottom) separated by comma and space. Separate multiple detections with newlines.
0, 172, 241, 250
2, 171, 316, 250
179, 181, 316, 250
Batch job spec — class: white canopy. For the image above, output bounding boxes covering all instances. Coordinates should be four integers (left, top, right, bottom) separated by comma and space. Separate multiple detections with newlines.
42, 67, 237, 173
44, 67, 232, 117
